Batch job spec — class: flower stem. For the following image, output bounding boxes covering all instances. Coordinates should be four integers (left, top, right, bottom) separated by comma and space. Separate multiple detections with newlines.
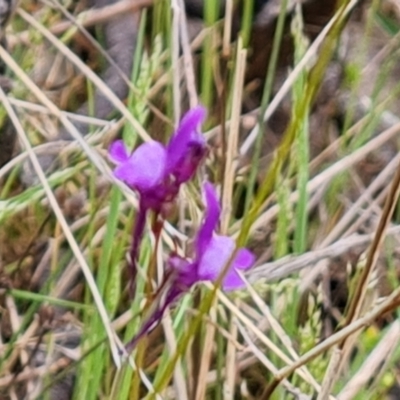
129, 203, 147, 297
125, 287, 181, 353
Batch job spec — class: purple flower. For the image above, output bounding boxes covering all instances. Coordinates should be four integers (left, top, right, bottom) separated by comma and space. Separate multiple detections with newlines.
125, 182, 255, 352
109, 106, 207, 212
169, 182, 255, 291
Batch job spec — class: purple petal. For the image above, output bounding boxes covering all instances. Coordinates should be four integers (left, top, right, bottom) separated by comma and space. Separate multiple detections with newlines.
168, 106, 206, 155
171, 142, 207, 183
197, 235, 234, 281
109, 140, 130, 164
196, 182, 221, 255
166, 106, 206, 178
221, 269, 247, 291
197, 235, 255, 291
231, 248, 255, 271
222, 248, 255, 291
113, 141, 167, 190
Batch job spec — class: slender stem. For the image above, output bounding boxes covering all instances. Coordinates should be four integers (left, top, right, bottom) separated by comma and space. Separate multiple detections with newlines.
129, 203, 147, 296
240, 0, 254, 48
146, 214, 164, 293
125, 288, 181, 353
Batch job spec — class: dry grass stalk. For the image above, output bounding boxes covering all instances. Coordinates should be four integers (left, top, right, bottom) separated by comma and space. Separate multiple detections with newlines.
337, 320, 400, 400
194, 304, 217, 400
221, 39, 246, 234
178, 0, 198, 108
249, 225, 400, 283
8, 0, 152, 48
224, 300, 238, 400
322, 154, 400, 388
235, 120, 400, 241
17, 9, 151, 142
0, 81, 125, 367
239, 0, 359, 156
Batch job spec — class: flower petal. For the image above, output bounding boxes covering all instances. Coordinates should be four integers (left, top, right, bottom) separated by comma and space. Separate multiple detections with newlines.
114, 141, 167, 190
197, 235, 234, 281
197, 236, 255, 291
166, 106, 206, 178
196, 182, 221, 255
222, 248, 255, 291
231, 248, 255, 271
168, 106, 206, 154
171, 142, 207, 183
109, 140, 130, 164
221, 269, 247, 291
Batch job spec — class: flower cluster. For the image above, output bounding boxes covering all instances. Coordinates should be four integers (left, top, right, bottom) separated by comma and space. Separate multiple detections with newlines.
109, 106, 208, 285
109, 106, 207, 213
109, 106, 255, 350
